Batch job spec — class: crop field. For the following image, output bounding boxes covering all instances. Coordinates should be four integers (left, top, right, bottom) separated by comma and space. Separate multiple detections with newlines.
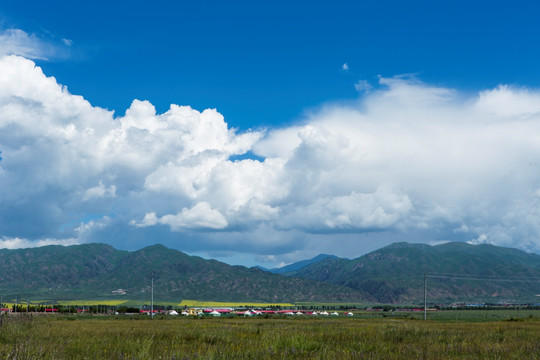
0, 313, 539, 359
56, 300, 129, 306
3, 299, 297, 309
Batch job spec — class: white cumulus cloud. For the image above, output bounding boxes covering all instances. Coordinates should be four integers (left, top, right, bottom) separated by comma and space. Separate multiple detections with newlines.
133, 203, 228, 230
161, 202, 228, 230
2, 55, 540, 262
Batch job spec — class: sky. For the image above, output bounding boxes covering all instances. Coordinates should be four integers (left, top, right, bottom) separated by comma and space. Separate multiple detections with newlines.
2, 1, 540, 267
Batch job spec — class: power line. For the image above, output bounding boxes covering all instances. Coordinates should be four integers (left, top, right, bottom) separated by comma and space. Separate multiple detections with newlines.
425, 272, 540, 282
422, 272, 540, 321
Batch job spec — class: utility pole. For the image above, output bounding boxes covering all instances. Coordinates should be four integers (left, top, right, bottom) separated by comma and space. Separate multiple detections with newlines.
151, 272, 154, 319
423, 273, 427, 321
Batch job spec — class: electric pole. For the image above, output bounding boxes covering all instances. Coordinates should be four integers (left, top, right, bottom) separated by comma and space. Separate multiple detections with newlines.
423, 273, 427, 321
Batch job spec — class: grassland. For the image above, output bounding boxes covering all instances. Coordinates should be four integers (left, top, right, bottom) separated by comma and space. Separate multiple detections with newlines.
0, 313, 539, 359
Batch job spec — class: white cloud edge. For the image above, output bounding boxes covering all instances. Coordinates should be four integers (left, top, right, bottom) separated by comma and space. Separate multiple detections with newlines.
0, 28, 70, 60
0, 236, 80, 249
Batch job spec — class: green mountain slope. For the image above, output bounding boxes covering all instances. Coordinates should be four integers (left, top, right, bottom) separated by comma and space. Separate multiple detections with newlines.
0, 243, 127, 296
288, 242, 540, 303
262, 254, 340, 275
0, 243, 365, 303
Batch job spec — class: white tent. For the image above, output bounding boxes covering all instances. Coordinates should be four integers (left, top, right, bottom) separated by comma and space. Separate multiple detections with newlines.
330, 312, 339, 316
311, 312, 318, 316
295, 312, 303, 315
168, 310, 179, 315
347, 312, 354, 316
320, 311, 329, 316
209, 310, 221, 317
285, 311, 295, 315
181, 311, 189, 316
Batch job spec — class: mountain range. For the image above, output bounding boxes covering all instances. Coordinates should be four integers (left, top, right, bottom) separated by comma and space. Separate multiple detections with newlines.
1, 241, 539, 304
267, 242, 540, 303
0, 244, 361, 303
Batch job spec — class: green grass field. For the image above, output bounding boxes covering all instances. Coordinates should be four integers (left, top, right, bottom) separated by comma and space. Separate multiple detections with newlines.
0, 313, 539, 359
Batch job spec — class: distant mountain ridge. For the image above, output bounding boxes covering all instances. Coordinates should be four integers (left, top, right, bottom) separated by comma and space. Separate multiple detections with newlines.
258, 254, 340, 275
0, 241, 539, 304
0, 243, 363, 303
283, 242, 540, 303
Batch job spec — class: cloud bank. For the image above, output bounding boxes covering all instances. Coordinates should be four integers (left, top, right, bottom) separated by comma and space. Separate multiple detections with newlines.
2, 55, 540, 263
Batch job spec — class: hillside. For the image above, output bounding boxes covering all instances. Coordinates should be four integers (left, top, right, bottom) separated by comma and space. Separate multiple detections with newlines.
0, 243, 364, 303
258, 254, 340, 275
286, 242, 540, 303
1, 241, 539, 304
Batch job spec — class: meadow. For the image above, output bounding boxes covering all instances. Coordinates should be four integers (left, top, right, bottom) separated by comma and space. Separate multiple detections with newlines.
0, 313, 539, 359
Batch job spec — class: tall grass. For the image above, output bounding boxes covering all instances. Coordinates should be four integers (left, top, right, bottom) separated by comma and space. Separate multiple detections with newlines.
0, 315, 538, 359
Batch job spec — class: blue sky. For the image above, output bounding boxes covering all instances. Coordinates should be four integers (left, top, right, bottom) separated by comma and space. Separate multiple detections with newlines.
2, 1, 540, 267
4, 1, 540, 129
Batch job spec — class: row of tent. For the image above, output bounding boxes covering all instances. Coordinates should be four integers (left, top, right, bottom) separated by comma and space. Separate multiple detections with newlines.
166, 309, 355, 317
242, 310, 355, 317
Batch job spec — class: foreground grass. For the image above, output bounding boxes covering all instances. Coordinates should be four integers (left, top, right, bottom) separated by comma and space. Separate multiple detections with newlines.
0, 316, 539, 359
